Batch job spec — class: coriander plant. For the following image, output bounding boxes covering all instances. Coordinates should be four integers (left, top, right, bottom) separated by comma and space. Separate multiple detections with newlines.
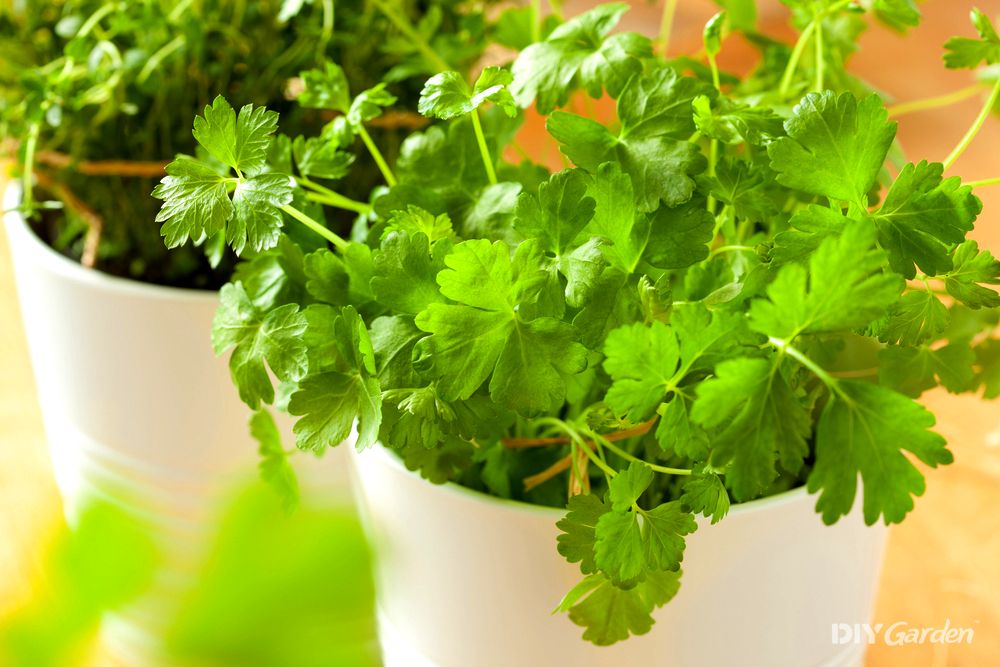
156, 0, 1000, 646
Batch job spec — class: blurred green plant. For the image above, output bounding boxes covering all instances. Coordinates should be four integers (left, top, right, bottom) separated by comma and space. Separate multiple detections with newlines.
0, 483, 378, 667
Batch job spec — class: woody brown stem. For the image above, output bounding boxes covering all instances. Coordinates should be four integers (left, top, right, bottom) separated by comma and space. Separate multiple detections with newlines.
502, 416, 658, 449
524, 454, 572, 492
33, 170, 102, 268
35, 151, 168, 177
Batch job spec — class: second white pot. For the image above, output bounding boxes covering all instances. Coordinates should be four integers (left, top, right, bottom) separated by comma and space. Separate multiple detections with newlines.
351, 444, 888, 667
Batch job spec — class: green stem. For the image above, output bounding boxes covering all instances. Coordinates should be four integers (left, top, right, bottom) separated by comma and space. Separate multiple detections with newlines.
966, 176, 1000, 189
356, 124, 397, 187
320, 0, 335, 50
887, 84, 986, 118
470, 110, 498, 185
943, 77, 1000, 170
813, 15, 825, 92
298, 176, 372, 214
710, 244, 755, 257
707, 52, 721, 92
370, 0, 451, 73
77, 2, 118, 38
137, 35, 185, 85
280, 204, 348, 250
530, 0, 542, 42
778, 20, 816, 98
535, 418, 617, 479
590, 431, 691, 476
658, 0, 679, 57
21, 122, 39, 212
769, 336, 843, 396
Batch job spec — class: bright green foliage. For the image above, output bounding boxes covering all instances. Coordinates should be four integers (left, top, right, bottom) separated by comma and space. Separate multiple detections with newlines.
155, 97, 294, 255
869, 161, 981, 278
418, 67, 517, 120
169, 0, 1000, 649
749, 222, 902, 338
681, 472, 730, 524
692, 357, 811, 500
288, 307, 382, 451
768, 92, 896, 206
945, 240, 1000, 308
414, 240, 587, 415
250, 409, 300, 512
944, 9, 1000, 69
603, 322, 680, 422
808, 381, 953, 525
510, 3, 652, 113
212, 283, 308, 409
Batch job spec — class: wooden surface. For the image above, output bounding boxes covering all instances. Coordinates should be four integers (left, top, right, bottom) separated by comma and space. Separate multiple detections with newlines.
2, 1, 999, 665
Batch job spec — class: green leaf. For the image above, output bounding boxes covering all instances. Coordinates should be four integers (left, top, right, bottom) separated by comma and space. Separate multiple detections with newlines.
549, 69, 708, 212
640, 502, 696, 571
212, 283, 308, 409
288, 307, 382, 451
749, 222, 902, 338
869, 161, 981, 278
382, 206, 455, 243
878, 343, 977, 397
153, 157, 232, 248
193, 96, 279, 176
873, 290, 949, 346
603, 322, 680, 422
250, 409, 299, 512
298, 62, 351, 112
944, 9, 1000, 69
292, 136, 354, 180
557, 493, 608, 574
510, 3, 651, 113
514, 169, 596, 256
872, 0, 921, 33
680, 473, 730, 524
566, 571, 681, 646
418, 67, 516, 120
347, 84, 397, 128
945, 239, 1000, 308
413, 240, 586, 414
608, 461, 655, 512
808, 381, 953, 525
767, 92, 896, 205
712, 0, 757, 31
229, 174, 295, 255
644, 199, 714, 269
976, 338, 1000, 398
703, 11, 725, 56
692, 94, 784, 146
770, 205, 849, 266
692, 357, 811, 500
656, 396, 710, 460
371, 232, 448, 315
594, 511, 645, 587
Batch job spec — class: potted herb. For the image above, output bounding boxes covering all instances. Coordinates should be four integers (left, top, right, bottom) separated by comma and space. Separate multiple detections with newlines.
1, 0, 490, 661
156, 1, 1000, 665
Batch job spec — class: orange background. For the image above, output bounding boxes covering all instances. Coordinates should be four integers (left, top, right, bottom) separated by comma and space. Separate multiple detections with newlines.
2, 1, 999, 665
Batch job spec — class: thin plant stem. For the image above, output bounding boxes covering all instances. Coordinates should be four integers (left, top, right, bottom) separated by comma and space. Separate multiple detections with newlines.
778, 21, 816, 98
356, 125, 397, 187
21, 123, 39, 211
280, 204, 348, 250
887, 84, 986, 118
137, 35, 185, 85
943, 77, 1000, 170
966, 176, 1000, 189
587, 429, 691, 476
298, 176, 372, 214
813, 17, 825, 92
470, 110, 498, 185
658, 0, 678, 58
769, 336, 844, 397
370, 0, 451, 73
530, 0, 542, 42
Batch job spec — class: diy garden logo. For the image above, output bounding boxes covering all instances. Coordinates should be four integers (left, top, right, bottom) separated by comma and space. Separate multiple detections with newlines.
832, 620, 975, 646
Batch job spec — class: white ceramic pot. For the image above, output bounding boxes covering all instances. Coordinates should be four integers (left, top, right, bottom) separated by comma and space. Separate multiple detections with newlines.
3, 190, 351, 664
351, 444, 888, 667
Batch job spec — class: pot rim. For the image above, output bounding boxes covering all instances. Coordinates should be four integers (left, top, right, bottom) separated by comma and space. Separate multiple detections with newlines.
357, 441, 812, 520
3, 183, 219, 303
